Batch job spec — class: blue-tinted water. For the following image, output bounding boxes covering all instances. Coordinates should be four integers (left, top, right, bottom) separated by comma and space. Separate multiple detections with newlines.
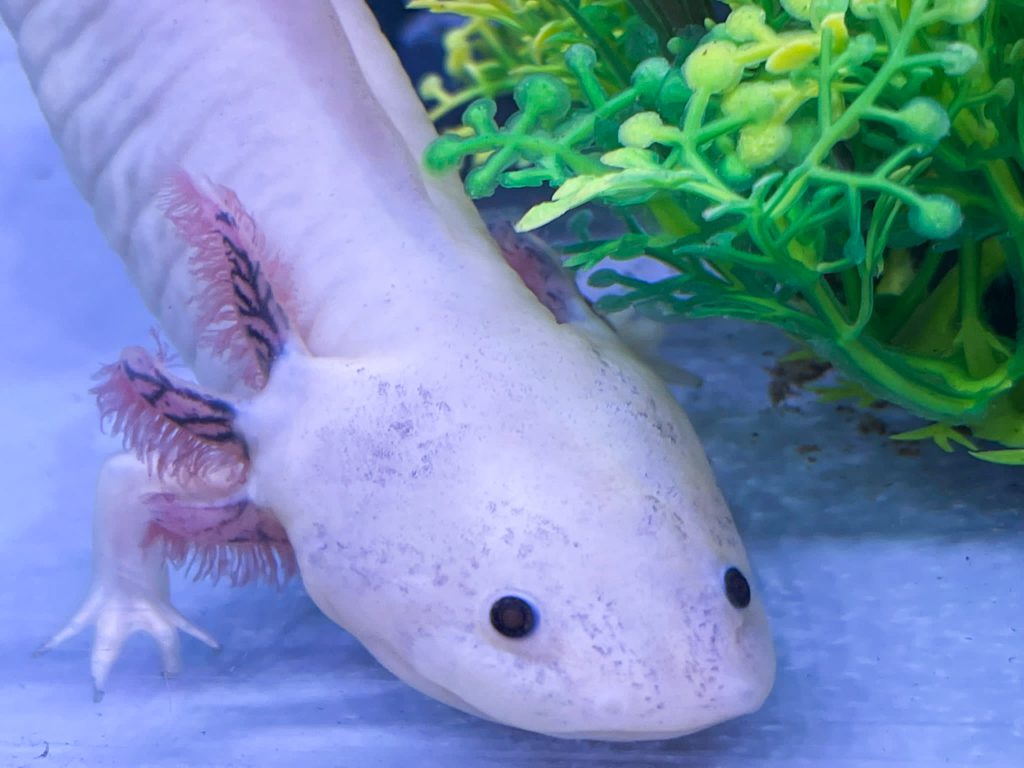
1, 7, 1022, 768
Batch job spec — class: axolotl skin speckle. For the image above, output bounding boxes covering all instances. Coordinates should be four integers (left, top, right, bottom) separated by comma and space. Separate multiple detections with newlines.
1, 0, 775, 739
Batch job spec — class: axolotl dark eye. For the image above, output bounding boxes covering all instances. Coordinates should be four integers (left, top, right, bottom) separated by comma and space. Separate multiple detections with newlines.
724, 567, 752, 609
490, 595, 537, 638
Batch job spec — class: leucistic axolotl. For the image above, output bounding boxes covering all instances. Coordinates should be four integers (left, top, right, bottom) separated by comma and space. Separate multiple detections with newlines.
1, 0, 775, 740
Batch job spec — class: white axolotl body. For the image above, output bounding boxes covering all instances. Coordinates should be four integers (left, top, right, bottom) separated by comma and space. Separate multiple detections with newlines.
1, 0, 775, 739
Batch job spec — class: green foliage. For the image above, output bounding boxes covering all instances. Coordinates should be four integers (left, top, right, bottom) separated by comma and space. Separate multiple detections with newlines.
417, 0, 1024, 464
410, 1, 649, 120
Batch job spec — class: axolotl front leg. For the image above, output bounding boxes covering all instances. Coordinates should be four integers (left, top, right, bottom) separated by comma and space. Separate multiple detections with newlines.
39, 174, 298, 696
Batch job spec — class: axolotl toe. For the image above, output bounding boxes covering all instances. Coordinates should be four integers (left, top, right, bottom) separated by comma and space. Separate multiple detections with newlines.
3, 0, 775, 740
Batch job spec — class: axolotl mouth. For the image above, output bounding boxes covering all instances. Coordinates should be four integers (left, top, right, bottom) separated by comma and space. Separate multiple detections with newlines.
344, 565, 775, 741
358, 632, 496, 722
359, 624, 773, 741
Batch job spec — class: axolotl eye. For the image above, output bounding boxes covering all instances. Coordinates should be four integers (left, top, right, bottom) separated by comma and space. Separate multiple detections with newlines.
724, 566, 752, 609
490, 595, 537, 638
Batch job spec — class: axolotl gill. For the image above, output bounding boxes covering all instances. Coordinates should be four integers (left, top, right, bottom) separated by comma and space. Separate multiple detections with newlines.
1, 0, 775, 740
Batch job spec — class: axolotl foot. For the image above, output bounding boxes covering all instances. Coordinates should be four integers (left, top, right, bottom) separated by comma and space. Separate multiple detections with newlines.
40, 587, 219, 702
37, 173, 297, 696
35, 454, 224, 698
38, 450, 292, 696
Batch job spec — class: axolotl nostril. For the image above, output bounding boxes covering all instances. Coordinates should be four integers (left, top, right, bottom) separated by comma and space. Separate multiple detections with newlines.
2, 0, 775, 740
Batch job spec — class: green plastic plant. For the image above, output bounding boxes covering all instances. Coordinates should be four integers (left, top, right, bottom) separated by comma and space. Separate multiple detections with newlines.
416, 0, 1024, 463
409, 0, 674, 121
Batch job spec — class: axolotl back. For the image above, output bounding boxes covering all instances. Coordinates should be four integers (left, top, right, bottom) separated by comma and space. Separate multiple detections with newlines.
2, 0, 775, 739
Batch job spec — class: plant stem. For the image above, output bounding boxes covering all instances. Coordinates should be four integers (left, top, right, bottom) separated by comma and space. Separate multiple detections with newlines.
819, 330, 1003, 420
876, 249, 942, 342
766, 1, 926, 220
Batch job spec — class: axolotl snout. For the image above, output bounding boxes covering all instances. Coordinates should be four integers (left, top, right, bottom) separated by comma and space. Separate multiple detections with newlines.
2, 0, 774, 739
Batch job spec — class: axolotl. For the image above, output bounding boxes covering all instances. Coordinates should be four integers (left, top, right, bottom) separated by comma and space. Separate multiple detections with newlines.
1, 0, 775, 739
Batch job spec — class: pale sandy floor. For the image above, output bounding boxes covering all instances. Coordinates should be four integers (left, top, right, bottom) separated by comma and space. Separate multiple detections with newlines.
1, 26, 1022, 768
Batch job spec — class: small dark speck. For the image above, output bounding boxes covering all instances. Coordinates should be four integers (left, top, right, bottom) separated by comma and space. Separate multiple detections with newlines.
389, 420, 414, 438
768, 379, 789, 406
796, 444, 820, 455
857, 413, 887, 435
768, 357, 832, 404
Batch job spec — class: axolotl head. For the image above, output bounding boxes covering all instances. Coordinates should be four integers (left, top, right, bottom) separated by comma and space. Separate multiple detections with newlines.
241, 327, 775, 740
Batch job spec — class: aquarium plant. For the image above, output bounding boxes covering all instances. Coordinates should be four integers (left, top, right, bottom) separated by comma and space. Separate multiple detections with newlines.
412, 0, 1024, 463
